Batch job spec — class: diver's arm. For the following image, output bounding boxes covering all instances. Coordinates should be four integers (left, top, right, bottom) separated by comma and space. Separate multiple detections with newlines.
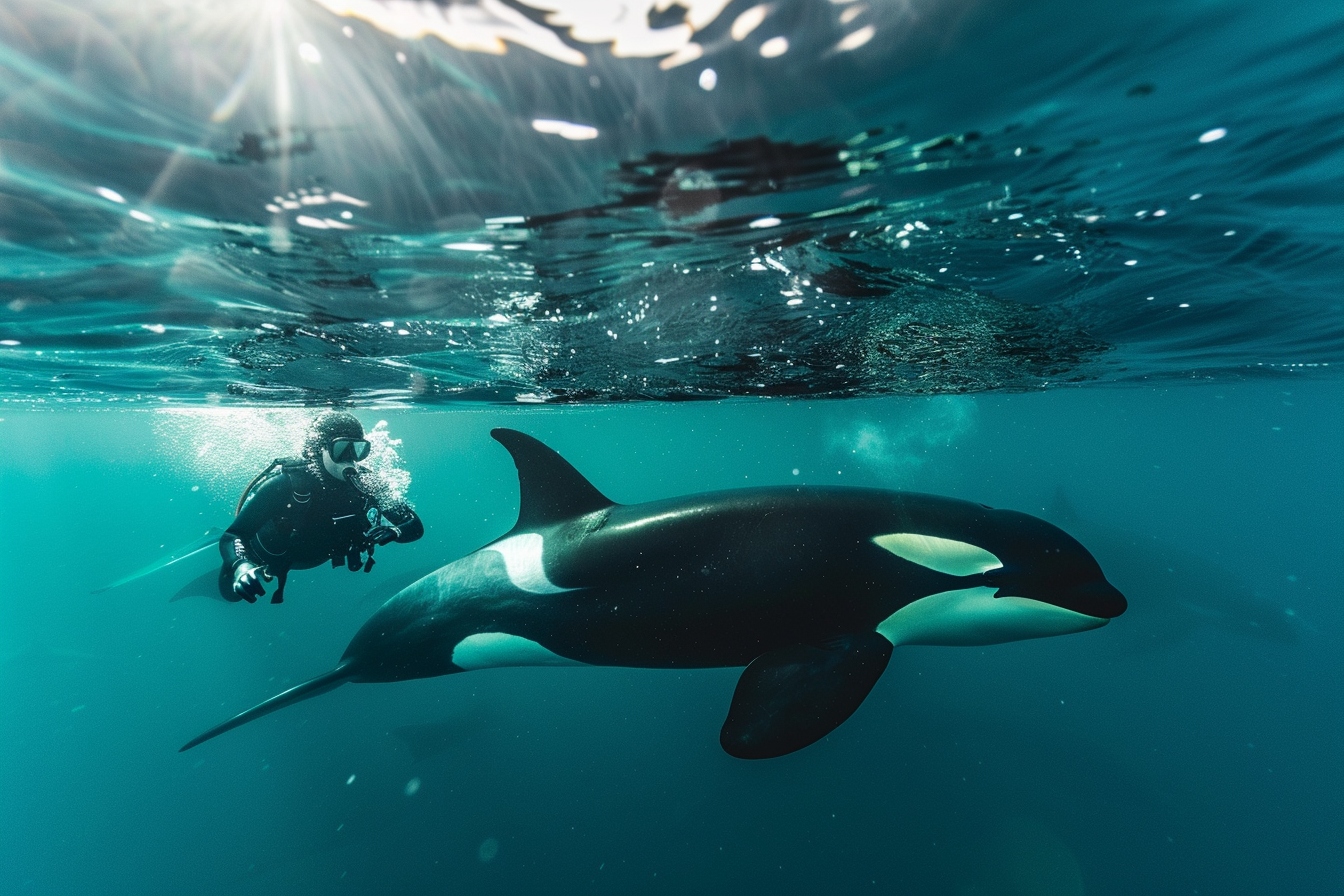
218, 475, 288, 599
218, 475, 291, 566
367, 502, 424, 545
219, 532, 252, 569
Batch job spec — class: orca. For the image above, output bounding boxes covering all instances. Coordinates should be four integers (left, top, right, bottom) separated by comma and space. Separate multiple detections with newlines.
181, 429, 1126, 759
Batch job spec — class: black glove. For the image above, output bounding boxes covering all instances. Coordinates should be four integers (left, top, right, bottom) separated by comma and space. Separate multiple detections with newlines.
232, 562, 272, 603
366, 525, 402, 546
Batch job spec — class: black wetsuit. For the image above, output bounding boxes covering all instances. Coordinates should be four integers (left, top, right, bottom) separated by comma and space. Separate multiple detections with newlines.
218, 462, 423, 602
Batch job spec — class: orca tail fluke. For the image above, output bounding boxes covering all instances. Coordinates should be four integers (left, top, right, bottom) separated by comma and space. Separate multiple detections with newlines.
179, 664, 353, 752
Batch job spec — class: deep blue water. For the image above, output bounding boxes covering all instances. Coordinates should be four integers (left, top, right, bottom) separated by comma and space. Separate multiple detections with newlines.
1, 0, 1342, 893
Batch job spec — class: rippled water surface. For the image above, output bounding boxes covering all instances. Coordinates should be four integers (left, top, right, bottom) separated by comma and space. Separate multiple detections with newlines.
2, 0, 1341, 403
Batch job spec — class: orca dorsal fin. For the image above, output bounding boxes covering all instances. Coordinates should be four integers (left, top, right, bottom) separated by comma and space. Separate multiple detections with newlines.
1047, 486, 1079, 526
491, 429, 616, 532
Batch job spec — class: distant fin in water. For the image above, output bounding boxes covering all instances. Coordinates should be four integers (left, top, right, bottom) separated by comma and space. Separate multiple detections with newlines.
93, 529, 223, 594
392, 706, 493, 761
1046, 487, 1079, 526
179, 664, 353, 752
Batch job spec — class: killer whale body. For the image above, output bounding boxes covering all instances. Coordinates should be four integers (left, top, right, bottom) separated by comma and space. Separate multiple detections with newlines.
182, 429, 1126, 758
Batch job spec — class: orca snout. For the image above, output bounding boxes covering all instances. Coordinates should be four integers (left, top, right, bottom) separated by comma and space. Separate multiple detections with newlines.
983, 564, 1127, 620
1072, 579, 1127, 619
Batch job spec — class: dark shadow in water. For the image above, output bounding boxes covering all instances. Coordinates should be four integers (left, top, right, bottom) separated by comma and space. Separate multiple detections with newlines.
526, 129, 989, 227
391, 705, 497, 763
1045, 488, 1298, 651
219, 128, 318, 165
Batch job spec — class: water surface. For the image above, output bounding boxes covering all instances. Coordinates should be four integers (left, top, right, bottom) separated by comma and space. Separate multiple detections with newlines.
0, 1, 1341, 893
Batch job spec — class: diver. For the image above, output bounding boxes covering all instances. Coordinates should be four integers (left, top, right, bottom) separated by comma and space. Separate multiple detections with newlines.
219, 411, 423, 604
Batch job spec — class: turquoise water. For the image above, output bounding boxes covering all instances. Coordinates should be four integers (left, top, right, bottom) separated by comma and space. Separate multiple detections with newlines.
2, 0, 1343, 893
3, 388, 1341, 894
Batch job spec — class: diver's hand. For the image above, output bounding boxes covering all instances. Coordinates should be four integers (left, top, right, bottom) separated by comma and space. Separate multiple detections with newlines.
232, 563, 272, 602
366, 525, 402, 546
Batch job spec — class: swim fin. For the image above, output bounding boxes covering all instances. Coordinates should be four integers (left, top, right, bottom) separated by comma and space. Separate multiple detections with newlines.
92, 528, 224, 594
169, 568, 228, 603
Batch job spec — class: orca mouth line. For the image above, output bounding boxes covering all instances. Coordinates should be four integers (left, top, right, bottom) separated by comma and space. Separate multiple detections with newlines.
982, 571, 1127, 620
992, 591, 1127, 620
999, 585, 1123, 620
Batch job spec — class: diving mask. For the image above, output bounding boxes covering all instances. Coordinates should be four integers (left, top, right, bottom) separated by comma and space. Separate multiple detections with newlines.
330, 438, 371, 463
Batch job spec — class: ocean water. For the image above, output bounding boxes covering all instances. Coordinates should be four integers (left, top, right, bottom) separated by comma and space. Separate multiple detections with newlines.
1, 0, 1341, 894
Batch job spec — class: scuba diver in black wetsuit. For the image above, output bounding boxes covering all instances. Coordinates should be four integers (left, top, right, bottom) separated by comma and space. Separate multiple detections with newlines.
219, 411, 424, 604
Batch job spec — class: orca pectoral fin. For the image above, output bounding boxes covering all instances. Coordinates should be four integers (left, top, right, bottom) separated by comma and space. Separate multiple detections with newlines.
720, 632, 893, 760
